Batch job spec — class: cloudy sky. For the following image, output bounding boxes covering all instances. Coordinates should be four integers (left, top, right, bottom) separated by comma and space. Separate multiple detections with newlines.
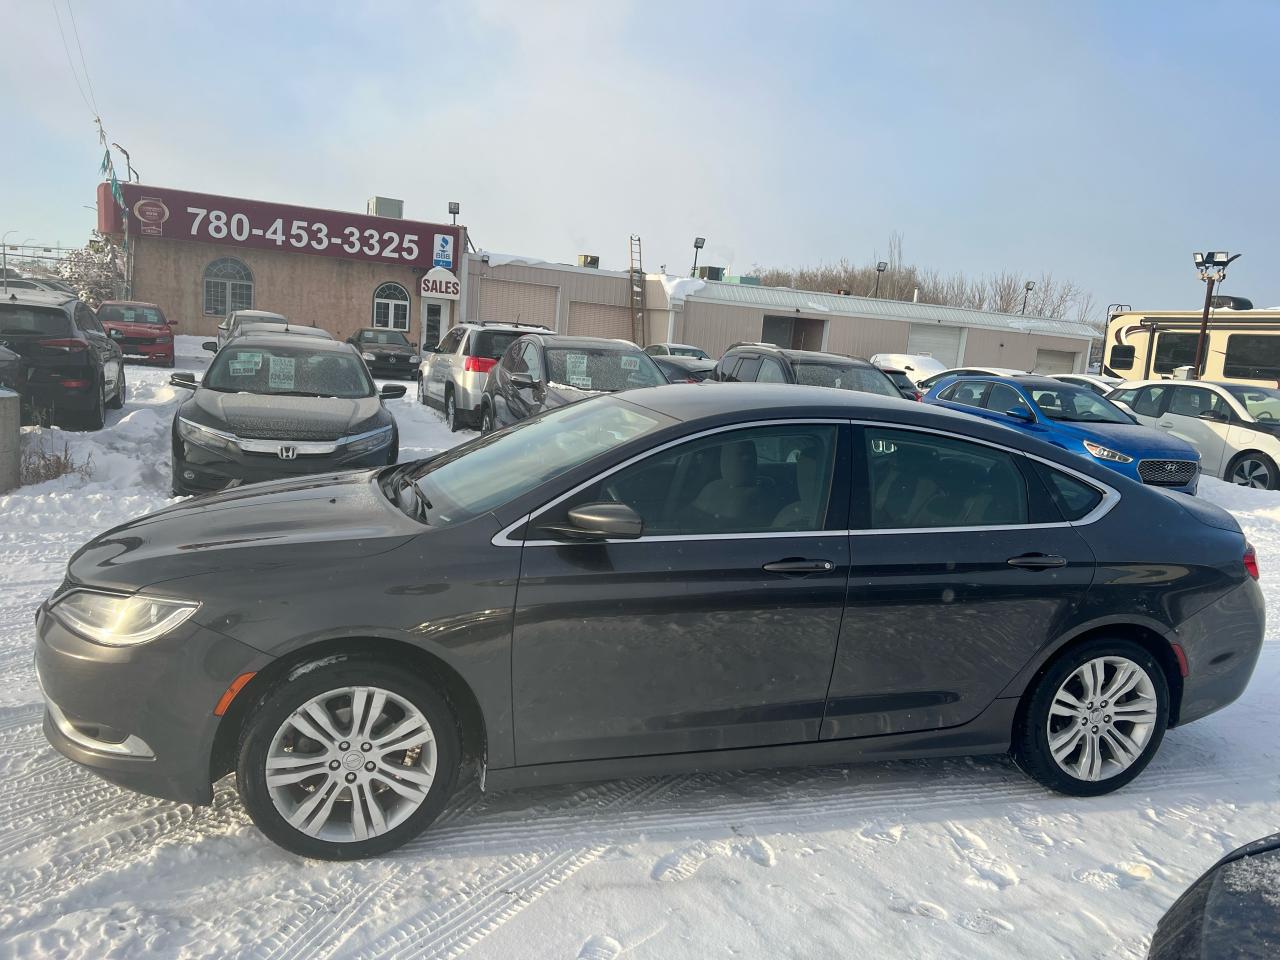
3, 0, 1278, 311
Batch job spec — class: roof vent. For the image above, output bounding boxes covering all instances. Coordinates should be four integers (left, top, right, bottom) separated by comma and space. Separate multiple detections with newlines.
697, 266, 725, 282
1211, 295, 1253, 310
577, 254, 600, 268
367, 197, 403, 219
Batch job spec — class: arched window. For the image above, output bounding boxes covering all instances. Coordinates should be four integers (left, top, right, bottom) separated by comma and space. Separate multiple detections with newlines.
372, 281, 410, 331
203, 257, 253, 316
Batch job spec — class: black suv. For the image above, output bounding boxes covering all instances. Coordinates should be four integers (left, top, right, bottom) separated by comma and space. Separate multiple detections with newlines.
713, 343, 901, 398
0, 289, 125, 428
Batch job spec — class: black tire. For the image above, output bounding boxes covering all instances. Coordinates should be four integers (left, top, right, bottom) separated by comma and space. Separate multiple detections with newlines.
416, 376, 427, 406
81, 378, 106, 431
235, 658, 461, 860
481, 403, 495, 434
1012, 637, 1169, 796
1225, 451, 1278, 490
444, 388, 460, 433
107, 364, 125, 409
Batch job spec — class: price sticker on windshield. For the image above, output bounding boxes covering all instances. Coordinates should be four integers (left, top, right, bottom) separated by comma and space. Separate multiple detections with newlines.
268, 355, 296, 390
565, 353, 588, 376
619, 355, 639, 371
569, 375, 593, 389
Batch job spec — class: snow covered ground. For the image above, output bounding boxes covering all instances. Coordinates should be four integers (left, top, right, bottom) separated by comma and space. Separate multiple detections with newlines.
1, 337, 1278, 958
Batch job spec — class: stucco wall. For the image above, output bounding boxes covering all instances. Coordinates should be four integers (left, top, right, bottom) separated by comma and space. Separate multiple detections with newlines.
960, 327, 1089, 372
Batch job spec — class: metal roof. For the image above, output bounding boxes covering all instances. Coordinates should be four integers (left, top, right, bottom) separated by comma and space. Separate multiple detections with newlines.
685, 280, 1098, 340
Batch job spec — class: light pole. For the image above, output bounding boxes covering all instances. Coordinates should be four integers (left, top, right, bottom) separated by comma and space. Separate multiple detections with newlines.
872, 260, 888, 298
1, 230, 17, 292
1191, 251, 1241, 379
448, 201, 460, 226
1020, 280, 1035, 315
110, 143, 137, 182
690, 237, 706, 278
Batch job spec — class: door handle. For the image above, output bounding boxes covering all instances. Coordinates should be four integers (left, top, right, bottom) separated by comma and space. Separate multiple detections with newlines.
1158, 422, 1173, 429
1006, 553, 1068, 570
762, 558, 835, 575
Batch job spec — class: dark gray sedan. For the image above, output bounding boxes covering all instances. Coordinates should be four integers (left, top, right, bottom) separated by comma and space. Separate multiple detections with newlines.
37, 385, 1264, 859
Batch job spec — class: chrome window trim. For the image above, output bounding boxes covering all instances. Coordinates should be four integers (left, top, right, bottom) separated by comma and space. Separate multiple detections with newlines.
490, 416, 1121, 548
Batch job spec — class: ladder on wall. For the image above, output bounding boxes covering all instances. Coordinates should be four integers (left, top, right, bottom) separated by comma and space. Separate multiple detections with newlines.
628, 234, 646, 346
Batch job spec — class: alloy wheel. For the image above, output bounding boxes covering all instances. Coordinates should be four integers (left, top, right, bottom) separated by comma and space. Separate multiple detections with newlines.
1231, 458, 1271, 489
265, 685, 438, 843
446, 393, 457, 431
1046, 656, 1157, 782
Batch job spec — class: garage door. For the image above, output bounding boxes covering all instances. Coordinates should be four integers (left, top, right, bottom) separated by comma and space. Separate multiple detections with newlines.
907, 323, 963, 367
568, 301, 634, 341
1033, 349, 1078, 374
477, 279, 558, 329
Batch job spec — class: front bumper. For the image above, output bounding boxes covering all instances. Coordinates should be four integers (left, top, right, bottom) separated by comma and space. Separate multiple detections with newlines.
366, 356, 418, 379
117, 341, 174, 365
1174, 577, 1265, 726
36, 604, 268, 805
174, 434, 395, 494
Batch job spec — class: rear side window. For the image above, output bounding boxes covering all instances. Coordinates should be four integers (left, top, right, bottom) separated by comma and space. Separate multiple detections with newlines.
795, 363, 899, 397
0, 304, 72, 336
470, 330, 522, 359
1108, 344, 1135, 371
1033, 462, 1103, 521
941, 380, 989, 407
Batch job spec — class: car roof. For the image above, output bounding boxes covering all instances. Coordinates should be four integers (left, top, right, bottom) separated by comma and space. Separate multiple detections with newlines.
729, 343, 874, 365
238, 323, 332, 338
99, 300, 161, 308
355, 327, 410, 333
231, 309, 287, 319
218, 333, 354, 353
529, 334, 642, 349
652, 354, 714, 367
1, 288, 76, 306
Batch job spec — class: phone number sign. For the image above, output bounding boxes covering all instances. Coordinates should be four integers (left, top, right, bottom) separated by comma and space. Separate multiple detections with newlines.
115, 183, 462, 273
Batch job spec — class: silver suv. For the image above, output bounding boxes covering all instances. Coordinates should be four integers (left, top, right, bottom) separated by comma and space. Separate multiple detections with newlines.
418, 321, 549, 431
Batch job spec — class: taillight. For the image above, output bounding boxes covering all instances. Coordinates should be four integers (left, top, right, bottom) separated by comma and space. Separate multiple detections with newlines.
913, 391, 923, 401
38, 338, 88, 352
464, 356, 497, 374
59, 379, 90, 388
1244, 541, 1259, 580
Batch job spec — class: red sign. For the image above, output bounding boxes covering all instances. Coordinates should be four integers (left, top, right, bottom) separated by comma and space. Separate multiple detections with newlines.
102, 183, 462, 273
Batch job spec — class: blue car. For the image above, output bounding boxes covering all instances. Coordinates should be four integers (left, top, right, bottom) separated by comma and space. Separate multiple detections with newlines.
924, 374, 1200, 494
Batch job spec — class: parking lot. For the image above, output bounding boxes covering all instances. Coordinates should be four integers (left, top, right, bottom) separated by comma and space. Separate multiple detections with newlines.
0, 337, 1275, 958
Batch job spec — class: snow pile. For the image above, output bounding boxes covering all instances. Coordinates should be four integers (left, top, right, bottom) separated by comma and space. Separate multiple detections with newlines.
657, 274, 706, 307
478, 251, 550, 268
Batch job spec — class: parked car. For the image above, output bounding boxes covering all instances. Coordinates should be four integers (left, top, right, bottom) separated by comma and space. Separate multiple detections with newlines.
651, 353, 716, 383
97, 300, 177, 368
713, 343, 901, 399
880, 366, 922, 401
870, 352, 948, 385
345, 328, 419, 380
644, 342, 711, 359
1148, 832, 1280, 959
918, 365, 1025, 390
419, 321, 549, 431
168, 335, 404, 495
0, 276, 77, 294
1050, 373, 1123, 396
36, 384, 1263, 859
217, 309, 288, 349
233, 321, 333, 341
1111, 379, 1280, 489
0, 344, 21, 391
0, 289, 124, 428
480, 333, 665, 431
926, 374, 1200, 494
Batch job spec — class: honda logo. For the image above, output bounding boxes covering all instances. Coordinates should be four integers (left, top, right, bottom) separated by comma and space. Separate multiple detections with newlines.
277, 446, 298, 460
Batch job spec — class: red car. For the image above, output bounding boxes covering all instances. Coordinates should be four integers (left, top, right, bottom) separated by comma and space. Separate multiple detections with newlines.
97, 301, 176, 367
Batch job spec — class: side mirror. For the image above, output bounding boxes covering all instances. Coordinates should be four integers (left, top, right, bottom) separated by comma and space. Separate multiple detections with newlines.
380, 383, 407, 399
543, 502, 643, 541
421, 344, 438, 354
217, 320, 228, 331
201, 341, 218, 353
170, 372, 197, 389
1198, 409, 1228, 422
1006, 405, 1035, 422
510, 371, 535, 389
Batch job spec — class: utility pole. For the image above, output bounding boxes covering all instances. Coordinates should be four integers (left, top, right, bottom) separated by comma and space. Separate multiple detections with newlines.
1191, 251, 1241, 379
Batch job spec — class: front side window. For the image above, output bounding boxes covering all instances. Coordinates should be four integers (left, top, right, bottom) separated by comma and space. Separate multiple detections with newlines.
372, 282, 410, 331
734, 356, 763, 381
1167, 386, 1228, 419
1223, 334, 1280, 381
203, 257, 253, 316
984, 383, 1025, 414
1028, 385, 1131, 424
757, 357, 788, 383
1153, 332, 1199, 374
864, 427, 1028, 529
1110, 388, 1138, 407
545, 348, 665, 391
1131, 385, 1169, 417
522, 342, 544, 380
795, 362, 899, 397
547, 424, 841, 537
1224, 384, 1280, 422
202, 344, 373, 399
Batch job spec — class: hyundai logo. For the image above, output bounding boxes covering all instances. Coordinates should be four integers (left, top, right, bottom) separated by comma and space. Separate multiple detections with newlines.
1166, 462, 1179, 472
277, 446, 298, 460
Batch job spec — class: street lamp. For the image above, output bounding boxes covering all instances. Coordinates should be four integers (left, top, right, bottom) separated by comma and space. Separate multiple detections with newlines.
1, 230, 17, 292
1191, 250, 1242, 379
110, 143, 137, 182
872, 260, 888, 298
690, 237, 706, 278
448, 201, 460, 226
1021, 280, 1035, 315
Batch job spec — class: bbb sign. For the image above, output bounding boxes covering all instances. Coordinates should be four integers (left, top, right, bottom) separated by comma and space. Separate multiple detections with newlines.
433, 234, 453, 268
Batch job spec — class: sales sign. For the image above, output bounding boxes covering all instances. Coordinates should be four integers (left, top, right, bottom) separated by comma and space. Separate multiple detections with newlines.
420, 267, 461, 300
107, 183, 463, 273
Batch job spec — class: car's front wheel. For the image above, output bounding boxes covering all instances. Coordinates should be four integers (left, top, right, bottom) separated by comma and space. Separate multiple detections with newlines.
235, 659, 460, 860
1227, 451, 1278, 490
481, 403, 495, 434
1012, 638, 1168, 796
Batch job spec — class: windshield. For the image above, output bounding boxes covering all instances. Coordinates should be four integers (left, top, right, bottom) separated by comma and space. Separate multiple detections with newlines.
203, 344, 374, 398
794, 362, 899, 397
405, 397, 669, 525
546, 348, 666, 391
359, 330, 410, 347
0, 304, 71, 336
1029, 385, 1132, 424
1225, 384, 1280, 421
670, 346, 709, 359
99, 304, 165, 325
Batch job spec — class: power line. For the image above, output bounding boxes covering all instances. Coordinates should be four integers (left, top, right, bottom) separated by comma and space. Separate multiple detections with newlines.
50, 0, 96, 120
65, 0, 100, 117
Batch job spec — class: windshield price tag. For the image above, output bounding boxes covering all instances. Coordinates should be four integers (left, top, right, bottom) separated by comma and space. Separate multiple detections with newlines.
619, 355, 639, 371
268, 355, 296, 390
565, 353, 588, 376
569, 375, 593, 390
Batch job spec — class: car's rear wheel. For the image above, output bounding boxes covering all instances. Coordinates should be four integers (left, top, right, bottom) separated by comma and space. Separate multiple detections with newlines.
481, 403, 496, 434
81, 378, 106, 431
1012, 638, 1168, 796
445, 389, 460, 433
1226, 451, 1278, 490
107, 363, 125, 410
236, 660, 460, 860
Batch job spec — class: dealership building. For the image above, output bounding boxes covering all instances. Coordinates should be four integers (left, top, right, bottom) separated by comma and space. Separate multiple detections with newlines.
99, 183, 1096, 372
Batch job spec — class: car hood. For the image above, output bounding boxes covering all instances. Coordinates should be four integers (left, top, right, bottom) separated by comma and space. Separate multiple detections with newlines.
66, 470, 419, 592
187, 389, 386, 441
105, 321, 170, 337
1050, 419, 1201, 460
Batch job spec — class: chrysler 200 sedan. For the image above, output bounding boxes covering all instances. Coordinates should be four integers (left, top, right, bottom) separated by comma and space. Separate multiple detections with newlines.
37, 385, 1264, 859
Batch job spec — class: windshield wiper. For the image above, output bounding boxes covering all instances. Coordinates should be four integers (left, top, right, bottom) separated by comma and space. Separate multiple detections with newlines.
399, 477, 433, 522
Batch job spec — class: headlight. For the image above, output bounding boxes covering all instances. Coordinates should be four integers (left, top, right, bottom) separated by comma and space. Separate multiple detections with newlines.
51, 590, 200, 646
409, 355, 419, 363
1083, 440, 1133, 463
178, 416, 235, 451
361, 352, 376, 362
344, 425, 394, 455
